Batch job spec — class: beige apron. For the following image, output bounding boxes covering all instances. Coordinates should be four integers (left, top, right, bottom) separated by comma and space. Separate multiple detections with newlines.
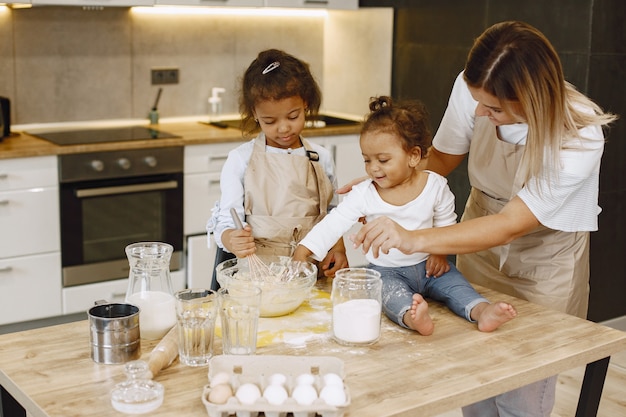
243, 134, 334, 258
456, 117, 589, 318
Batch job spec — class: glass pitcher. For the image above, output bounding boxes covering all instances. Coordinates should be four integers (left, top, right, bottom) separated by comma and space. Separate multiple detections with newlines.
125, 242, 176, 340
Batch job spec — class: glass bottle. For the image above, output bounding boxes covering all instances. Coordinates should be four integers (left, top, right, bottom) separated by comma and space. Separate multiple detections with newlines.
331, 268, 382, 346
125, 242, 176, 340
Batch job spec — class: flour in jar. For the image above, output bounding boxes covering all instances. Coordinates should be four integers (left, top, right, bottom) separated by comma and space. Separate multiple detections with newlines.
332, 299, 381, 343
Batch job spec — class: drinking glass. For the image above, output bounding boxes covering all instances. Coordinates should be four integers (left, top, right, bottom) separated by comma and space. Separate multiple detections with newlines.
175, 289, 218, 366
218, 286, 261, 355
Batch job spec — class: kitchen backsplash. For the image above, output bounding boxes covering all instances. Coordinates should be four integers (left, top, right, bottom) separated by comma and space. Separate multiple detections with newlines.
0, 6, 392, 125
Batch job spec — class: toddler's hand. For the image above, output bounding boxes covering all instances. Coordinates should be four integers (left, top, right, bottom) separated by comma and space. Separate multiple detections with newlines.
425, 254, 450, 278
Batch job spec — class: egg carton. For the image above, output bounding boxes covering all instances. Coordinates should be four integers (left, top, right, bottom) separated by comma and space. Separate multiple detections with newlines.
201, 355, 350, 417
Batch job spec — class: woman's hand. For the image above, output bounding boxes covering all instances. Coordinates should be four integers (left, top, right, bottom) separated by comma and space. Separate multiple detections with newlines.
222, 226, 256, 258
350, 216, 415, 258
425, 254, 450, 278
335, 176, 369, 195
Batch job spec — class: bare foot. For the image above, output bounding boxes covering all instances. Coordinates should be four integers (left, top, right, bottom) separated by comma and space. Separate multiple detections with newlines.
404, 293, 435, 335
472, 301, 517, 332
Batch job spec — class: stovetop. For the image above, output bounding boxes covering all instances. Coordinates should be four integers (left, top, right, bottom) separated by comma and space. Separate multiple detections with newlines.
28, 125, 180, 146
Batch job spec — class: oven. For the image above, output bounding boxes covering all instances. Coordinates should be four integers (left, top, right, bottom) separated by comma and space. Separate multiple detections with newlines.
58, 146, 184, 287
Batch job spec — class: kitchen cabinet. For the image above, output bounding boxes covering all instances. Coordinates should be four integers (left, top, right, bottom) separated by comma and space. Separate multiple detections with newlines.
154, 0, 263, 6
184, 141, 243, 287
0, 156, 62, 325
265, 0, 357, 9
184, 141, 243, 235
187, 233, 216, 289
31, 0, 153, 5
154, 0, 356, 8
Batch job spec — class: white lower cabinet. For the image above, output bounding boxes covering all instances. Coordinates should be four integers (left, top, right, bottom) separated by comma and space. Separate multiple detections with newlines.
0, 253, 62, 325
187, 233, 217, 289
184, 142, 242, 287
62, 269, 186, 314
0, 156, 62, 325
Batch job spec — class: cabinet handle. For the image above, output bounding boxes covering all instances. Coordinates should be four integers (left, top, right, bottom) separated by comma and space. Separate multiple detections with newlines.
207, 155, 228, 164
0, 173, 7, 180
208, 179, 220, 186
0, 266, 13, 273
305, 0, 329, 3
111, 292, 126, 299
0, 199, 9, 206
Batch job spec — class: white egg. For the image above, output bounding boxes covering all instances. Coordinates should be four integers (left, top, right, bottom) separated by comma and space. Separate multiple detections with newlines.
210, 371, 231, 388
235, 383, 261, 405
295, 373, 315, 386
323, 373, 344, 386
208, 383, 233, 404
268, 373, 287, 386
263, 384, 288, 405
320, 384, 347, 406
292, 384, 318, 405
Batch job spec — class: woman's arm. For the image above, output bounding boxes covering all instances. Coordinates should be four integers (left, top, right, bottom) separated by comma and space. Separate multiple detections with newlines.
425, 147, 467, 177
352, 196, 540, 258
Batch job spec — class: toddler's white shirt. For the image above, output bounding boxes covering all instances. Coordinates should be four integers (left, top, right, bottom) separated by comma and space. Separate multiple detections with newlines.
299, 172, 457, 267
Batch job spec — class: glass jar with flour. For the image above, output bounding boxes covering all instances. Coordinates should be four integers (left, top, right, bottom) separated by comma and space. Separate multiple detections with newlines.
125, 242, 176, 340
331, 268, 382, 346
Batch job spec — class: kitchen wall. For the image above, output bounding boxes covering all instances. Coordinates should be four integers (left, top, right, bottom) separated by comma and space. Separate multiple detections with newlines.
0, 6, 392, 125
363, 0, 626, 322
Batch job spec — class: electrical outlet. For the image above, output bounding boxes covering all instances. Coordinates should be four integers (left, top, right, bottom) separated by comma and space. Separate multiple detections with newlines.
151, 68, 179, 85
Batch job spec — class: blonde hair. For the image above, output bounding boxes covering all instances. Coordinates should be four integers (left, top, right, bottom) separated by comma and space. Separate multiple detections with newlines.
464, 21, 618, 186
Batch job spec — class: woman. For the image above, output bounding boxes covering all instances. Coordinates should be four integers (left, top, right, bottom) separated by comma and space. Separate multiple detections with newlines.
349, 21, 617, 417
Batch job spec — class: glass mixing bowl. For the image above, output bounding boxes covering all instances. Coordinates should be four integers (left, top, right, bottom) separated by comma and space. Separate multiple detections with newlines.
216, 256, 317, 317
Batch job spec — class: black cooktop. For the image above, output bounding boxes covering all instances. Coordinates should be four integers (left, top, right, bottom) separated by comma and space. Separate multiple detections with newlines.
28, 126, 180, 146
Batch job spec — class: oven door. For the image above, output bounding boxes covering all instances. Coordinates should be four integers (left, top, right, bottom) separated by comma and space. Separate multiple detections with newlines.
60, 173, 183, 286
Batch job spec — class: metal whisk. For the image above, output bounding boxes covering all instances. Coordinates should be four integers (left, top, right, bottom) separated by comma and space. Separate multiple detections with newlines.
230, 208, 272, 281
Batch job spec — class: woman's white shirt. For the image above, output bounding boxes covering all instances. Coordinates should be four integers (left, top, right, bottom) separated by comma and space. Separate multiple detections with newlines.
432, 71, 605, 232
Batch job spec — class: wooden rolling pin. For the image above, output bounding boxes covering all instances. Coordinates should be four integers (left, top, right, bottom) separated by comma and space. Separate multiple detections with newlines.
147, 325, 179, 378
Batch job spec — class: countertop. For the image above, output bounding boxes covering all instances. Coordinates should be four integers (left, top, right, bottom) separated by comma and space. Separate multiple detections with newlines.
0, 117, 362, 160
1, 280, 625, 417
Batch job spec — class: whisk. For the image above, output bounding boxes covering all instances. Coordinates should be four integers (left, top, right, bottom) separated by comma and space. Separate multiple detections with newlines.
230, 208, 272, 281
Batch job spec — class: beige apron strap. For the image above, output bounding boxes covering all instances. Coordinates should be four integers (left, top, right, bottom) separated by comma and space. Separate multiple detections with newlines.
301, 138, 334, 215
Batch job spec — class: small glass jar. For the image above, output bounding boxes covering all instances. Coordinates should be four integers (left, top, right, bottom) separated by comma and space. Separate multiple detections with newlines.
125, 242, 176, 340
111, 360, 164, 414
331, 268, 382, 346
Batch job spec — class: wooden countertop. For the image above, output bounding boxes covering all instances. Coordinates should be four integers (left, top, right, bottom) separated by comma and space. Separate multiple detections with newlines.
0, 121, 362, 160
1, 280, 625, 417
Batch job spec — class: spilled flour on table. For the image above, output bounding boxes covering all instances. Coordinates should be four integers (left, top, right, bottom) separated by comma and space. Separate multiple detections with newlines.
256, 288, 332, 348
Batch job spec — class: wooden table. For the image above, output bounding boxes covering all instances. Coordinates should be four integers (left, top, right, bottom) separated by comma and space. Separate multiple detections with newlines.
1, 281, 625, 417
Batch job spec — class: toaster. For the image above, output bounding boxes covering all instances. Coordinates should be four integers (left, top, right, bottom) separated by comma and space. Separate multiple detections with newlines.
0, 96, 10, 138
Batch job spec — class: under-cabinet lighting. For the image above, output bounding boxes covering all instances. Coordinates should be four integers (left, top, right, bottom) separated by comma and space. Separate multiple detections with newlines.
132, 6, 327, 17
3, 3, 32, 8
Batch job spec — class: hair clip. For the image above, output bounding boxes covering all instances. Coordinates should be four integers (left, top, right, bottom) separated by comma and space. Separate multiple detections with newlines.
262, 61, 280, 74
